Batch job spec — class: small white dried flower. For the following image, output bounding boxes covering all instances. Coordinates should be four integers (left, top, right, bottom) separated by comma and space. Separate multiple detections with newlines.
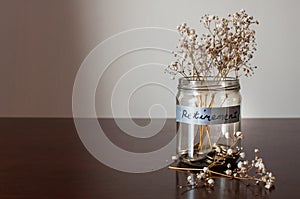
207, 178, 214, 185
254, 158, 262, 168
215, 146, 221, 153
254, 148, 259, 153
187, 175, 194, 184
240, 152, 246, 159
227, 148, 233, 155
225, 169, 232, 175
258, 162, 265, 170
263, 179, 273, 189
265, 183, 271, 189
241, 167, 247, 174
197, 172, 206, 180
235, 131, 242, 137
237, 161, 243, 169
203, 167, 208, 173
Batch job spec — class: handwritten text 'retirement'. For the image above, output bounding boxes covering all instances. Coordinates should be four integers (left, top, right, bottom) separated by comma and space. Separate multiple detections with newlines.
176, 105, 240, 125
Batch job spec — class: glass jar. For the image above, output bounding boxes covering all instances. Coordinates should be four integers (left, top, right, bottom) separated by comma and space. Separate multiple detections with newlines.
176, 77, 241, 167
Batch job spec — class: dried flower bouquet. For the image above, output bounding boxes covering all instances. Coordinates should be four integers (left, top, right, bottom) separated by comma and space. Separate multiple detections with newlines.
167, 10, 275, 190
165, 9, 259, 81
166, 9, 259, 162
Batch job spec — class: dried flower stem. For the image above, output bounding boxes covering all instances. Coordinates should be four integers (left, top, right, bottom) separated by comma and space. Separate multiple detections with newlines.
170, 131, 275, 190
168, 166, 261, 181
198, 94, 214, 151
206, 126, 212, 150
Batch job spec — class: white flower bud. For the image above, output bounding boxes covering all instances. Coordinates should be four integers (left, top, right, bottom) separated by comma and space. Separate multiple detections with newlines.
187, 175, 194, 184
215, 146, 221, 153
235, 131, 242, 137
241, 167, 247, 173
265, 184, 271, 189
237, 161, 243, 168
240, 152, 246, 159
207, 178, 214, 185
197, 172, 206, 179
225, 169, 232, 175
259, 163, 265, 170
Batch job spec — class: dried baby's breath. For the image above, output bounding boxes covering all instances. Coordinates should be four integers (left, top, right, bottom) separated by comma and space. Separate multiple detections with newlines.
165, 9, 259, 80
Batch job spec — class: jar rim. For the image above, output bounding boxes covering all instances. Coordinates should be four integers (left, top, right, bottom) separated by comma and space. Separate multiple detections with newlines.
178, 77, 240, 91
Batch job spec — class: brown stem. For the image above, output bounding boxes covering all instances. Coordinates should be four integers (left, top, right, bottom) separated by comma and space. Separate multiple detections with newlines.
198, 94, 215, 151
199, 125, 204, 151
168, 166, 261, 182
205, 94, 215, 150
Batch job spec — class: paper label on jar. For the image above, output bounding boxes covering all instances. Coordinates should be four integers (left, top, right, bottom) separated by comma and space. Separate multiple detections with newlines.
176, 105, 240, 125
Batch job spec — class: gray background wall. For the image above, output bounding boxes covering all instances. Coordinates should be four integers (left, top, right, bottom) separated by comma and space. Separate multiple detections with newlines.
1, 0, 299, 118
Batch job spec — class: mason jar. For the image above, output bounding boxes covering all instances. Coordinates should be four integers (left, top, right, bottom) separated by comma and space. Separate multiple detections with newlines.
176, 77, 241, 167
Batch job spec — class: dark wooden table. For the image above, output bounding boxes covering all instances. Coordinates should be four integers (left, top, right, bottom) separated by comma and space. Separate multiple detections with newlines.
0, 118, 299, 198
